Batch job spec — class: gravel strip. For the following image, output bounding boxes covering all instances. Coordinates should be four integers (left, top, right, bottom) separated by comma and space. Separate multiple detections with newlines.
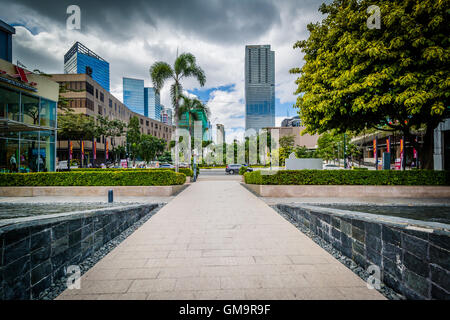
37, 203, 165, 300
271, 205, 405, 300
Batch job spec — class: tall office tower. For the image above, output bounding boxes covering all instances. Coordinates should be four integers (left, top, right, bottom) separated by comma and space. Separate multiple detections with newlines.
0, 19, 15, 62
144, 87, 161, 121
245, 44, 275, 132
64, 42, 110, 91
123, 77, 145, 116
216, 124, 225, 143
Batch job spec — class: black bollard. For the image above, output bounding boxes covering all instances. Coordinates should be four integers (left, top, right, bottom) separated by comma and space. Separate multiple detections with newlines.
108, 189, 113, 203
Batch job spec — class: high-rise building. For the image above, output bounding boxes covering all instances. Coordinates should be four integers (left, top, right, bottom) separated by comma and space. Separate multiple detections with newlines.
161, 105, 173, 125
245, 44, 275, 132
144, 87, 161, 121
216, 124, 225, 143
123, 77, 145, 116
64, 42, 110, 92
0, 19, 15, 63
281, 115, 301, 127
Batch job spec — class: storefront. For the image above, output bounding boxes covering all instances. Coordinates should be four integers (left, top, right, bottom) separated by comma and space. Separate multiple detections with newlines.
0, 58, 59, 172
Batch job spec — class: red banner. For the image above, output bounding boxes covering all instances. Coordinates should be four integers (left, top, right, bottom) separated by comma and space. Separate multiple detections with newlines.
373, 139, 377, 160
106, 141, 109, 160
81, 141, 85, 158
69, 141, 73, 160
386, 137, 390, 153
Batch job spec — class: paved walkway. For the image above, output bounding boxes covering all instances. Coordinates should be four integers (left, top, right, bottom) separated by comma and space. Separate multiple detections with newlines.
57, 179, 385, 300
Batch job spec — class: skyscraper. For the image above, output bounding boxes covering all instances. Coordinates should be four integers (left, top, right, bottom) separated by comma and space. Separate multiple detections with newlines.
144, 87, 161, 121
123, 77, 145, 116
245, 45, 275, 132
64, 42, 110, 91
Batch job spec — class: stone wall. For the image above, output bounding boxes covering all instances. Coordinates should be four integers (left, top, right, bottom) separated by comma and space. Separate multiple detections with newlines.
0, 203, 158, 300
276, 204, 450, 300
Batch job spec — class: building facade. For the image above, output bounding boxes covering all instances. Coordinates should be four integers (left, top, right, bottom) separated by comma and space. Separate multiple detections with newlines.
161, 105, 173, 125
64, 42, 110, 92
50, 73, 174, 165
144, 87, 160, 120
178, 108, 210, 142
433, 119, 449, 170
245, 45, 275, 132
0, 19, 14, 63
123, 77, 145, 116
0, 58, 59, 172
263, 126, 319, 149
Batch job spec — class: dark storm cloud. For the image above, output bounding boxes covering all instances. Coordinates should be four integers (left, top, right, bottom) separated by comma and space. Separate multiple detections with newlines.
1, 0, 282, 44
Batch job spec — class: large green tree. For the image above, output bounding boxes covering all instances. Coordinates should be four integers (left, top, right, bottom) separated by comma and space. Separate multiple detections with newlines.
291, 0, 449, 169
139, 134, 166, 163
150, 52, 206, 170
126, 116, 141, 165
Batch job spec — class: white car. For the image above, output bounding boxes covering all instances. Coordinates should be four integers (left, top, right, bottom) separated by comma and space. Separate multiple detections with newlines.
56, 160, 78, 170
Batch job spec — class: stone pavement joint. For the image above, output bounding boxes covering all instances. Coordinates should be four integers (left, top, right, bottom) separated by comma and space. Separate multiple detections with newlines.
57, 180, 385, 300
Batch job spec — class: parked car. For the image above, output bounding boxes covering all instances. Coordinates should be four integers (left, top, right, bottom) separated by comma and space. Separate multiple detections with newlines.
225, 164, 253, 174
179, 162, 190, 168
159, 163, 175, 169
56, 160, 78, 171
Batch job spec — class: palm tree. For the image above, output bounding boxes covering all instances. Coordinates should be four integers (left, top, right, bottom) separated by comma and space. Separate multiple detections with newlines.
149, 52, 206, 170
178, 95, 210, 140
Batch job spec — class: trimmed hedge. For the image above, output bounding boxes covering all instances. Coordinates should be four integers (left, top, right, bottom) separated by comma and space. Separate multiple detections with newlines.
71, 167, 194, 177
244, 170, 450, 186
0, 170, 186, 186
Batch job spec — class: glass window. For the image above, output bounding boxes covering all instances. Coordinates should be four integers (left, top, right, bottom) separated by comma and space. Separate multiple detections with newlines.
0, 138, 19, 172
39, 98, 56, 127
20, 131, 39, 141
22, 93, 40, 125
19, 139, 39, 172
0, 86, 20, 121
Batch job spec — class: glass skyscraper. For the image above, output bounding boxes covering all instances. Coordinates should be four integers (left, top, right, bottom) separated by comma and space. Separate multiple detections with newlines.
123, 78, 145, 116
64, 42, 110, 92
144, 87, 161, 121
245, 44, 275, 132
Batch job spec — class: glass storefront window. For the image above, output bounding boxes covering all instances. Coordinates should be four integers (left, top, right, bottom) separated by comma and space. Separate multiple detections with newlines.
40, 98, 56, 127
20, 131, 39, 141
0, 86, 20, 121
22, 93, 40, 125
0, 138, 19, 173
19, 139, 40, 172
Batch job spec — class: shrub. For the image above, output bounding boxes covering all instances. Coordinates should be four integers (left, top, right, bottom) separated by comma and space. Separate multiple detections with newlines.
0, 170, 186, 186
71, 167, 194, 177
239, 166, 247, 175
244, 170, 450, 186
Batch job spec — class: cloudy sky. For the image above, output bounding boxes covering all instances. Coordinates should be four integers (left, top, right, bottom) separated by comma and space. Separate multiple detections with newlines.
1, 0, 329, 142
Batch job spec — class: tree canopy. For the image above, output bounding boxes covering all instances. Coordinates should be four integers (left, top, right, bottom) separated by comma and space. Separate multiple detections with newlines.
291, 0, 449, 168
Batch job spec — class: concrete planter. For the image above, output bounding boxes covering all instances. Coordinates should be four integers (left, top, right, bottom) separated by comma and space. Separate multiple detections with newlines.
0, 185, 189, 197
244, 184, 450, 198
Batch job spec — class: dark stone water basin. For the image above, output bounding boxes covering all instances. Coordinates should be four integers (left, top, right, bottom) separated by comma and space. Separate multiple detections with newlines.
314, 204, 450, 224
0, 202, 135, 220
